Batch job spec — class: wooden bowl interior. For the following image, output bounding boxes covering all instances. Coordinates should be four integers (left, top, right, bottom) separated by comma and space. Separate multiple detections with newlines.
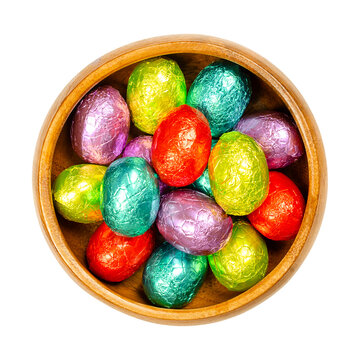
51, 53, 308, 309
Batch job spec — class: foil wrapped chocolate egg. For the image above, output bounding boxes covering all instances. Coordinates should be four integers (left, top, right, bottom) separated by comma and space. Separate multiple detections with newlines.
208, 220, 268, 292
156, 189, 233, 255
248, 172, 305, 240
71, 85, 130, 165
86, 222, 155, 282
122, 135, 170, 195
208, 131, 269, 216
122, 135, 153, 165
100, 157, 160, 237
186, 60, 251, 137
143, 242, 208, 308
52, 164, 106, 223
152, 105, 212, 187
234, 111, 304, 169
127, 57, 187, 134
191, 139, 217, 197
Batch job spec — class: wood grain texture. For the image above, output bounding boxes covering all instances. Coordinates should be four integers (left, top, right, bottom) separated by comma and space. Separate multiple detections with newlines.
33, 35, 327, 324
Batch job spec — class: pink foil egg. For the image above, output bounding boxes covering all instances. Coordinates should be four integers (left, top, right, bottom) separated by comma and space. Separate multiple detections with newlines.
156, 189, 233, 255
122, 135, 170, 195
122, 135, 153, 165
71, 85, 130, 165
234, 111, 304, 169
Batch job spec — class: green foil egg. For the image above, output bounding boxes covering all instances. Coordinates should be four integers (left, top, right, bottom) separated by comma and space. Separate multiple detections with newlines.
190, 139, 217, 197
127, 57, 187, 134
52, 164, 106, 223
143, 242, 208, 308
186, 60, 251, 138
100, 157, 160, 237
208, 131, 269, 216
208, 220, 268, 292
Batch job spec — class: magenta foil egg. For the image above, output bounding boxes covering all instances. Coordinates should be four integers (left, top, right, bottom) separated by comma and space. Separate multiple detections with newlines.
122, 135, 170, 195
71, 85, 130, 165
234, 111, 304, 169
156, 189, 233, 255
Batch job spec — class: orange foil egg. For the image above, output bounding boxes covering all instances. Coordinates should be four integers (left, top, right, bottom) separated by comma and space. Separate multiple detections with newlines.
151, 105, 212, 187
248, 172, 305, 241
86, 222, 155, 282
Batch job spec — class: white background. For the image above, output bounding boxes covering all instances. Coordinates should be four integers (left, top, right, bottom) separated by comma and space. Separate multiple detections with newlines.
1, 1, 359, 359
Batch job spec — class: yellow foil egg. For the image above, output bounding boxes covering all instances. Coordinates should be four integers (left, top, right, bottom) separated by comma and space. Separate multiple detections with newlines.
52, 164, 106, 223
208, 131, 269, 215
126, 57, 187, 134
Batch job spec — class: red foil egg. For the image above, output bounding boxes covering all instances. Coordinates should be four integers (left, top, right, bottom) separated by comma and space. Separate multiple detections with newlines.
248, 172, 305, 241
151, 105, 212, 187
86, 222, 155, 282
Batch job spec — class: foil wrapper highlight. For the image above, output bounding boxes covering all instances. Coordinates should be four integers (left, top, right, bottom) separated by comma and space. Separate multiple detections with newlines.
248, 172, 305, 240
151, 105, 212, 187
86, 222, 155, 282
208, 131, 269, 216
156, 189, 233, 255
100, 157, 160, 237
52, 164, 106, 223
234, 111, 304, 169
143, 242, 208, 308
208, 220, 268, 292
71, 85, 130, 165
127, 57, 187, 134
187, 60, 251, 137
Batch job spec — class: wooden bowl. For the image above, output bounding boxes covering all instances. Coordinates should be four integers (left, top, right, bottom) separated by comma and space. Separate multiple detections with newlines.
33, 35, 327, 324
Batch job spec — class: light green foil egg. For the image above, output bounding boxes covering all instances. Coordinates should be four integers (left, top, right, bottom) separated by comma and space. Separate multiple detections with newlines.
208, 131, 269, 216
127, 57, 187, 134
52, 164, 106, 223
208, 220, 268, 292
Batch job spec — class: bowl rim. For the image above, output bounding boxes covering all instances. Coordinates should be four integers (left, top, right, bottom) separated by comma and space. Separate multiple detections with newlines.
33, 34, 327, 325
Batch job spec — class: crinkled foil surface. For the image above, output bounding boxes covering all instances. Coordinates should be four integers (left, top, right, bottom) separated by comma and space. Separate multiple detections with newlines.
127, 57, 187, 134
71, 85, 130, 165
209, 131, 269, 216
187, 60, 251, 138
122, 135, 169, 195
52, 164, 106, 223
191, 139, 217, 197
248, 171, 305, 240
156, 189, 233, 255
143, 242, 208, 308
208, 220, 268, 292
151, 105, 212, 187
86, 222, 155, 282
234, 111, 304, 169
100, 157, 160, 237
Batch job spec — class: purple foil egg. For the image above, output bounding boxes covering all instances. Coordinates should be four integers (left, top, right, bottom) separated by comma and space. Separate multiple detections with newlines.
71, 85, 130, 165
122, 135, 170, 195
234, 111, 304, 169
156, 189, 233, 255
122, 135, 153, 165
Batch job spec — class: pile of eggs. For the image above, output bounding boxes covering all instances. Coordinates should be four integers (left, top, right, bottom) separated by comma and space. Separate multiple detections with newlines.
52, 57, 305, 309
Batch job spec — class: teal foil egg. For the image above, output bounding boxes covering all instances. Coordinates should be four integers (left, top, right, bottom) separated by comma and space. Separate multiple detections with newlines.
143, 242, 208, 308
186, 60, 251, 138
191, 139, 217, 197
100, 157, 160, 237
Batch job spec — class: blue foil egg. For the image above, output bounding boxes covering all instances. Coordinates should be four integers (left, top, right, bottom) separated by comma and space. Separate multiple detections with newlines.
186, 60, 252, 138
100, 157, 160, 237
142, 242, 208, 308
191, 139, 217, 197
